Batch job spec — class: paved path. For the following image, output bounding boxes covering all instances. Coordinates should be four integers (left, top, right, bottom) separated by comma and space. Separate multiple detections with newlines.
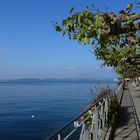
113, 83, 140, 140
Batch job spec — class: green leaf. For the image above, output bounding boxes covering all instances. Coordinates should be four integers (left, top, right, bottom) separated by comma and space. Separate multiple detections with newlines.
95, 15, 104, 27
84, 37, 90, 44
126, 3, 132, 13
70, 7, 74, 14
119, 10, 126, 14
55, 26, 62, 32
62, 20, 67, 26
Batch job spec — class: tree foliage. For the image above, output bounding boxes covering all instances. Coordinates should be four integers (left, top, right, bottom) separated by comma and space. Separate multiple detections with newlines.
54, 2, 140, 79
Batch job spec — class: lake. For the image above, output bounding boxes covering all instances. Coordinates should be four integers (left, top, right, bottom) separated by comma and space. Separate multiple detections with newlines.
0, 80, 115, 140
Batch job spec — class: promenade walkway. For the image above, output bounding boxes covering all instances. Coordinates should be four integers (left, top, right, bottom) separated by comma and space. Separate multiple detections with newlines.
113, 82, 140, 140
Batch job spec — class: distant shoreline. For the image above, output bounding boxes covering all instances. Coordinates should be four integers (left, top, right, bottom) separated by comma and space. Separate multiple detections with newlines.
0, 78, 114, 84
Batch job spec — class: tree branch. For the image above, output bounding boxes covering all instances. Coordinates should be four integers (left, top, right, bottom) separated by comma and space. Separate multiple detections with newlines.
110, 22, 140, 35
120, 13, 140, 22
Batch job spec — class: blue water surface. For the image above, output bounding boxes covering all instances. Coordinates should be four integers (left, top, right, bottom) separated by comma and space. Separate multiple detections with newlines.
0, 80, 115, 140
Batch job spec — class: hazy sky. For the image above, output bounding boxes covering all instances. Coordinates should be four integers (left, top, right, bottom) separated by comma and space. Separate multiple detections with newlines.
0, 0, 137, 79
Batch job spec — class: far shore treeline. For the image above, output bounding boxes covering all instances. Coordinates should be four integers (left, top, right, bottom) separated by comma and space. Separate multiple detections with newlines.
0, 78, 114, 84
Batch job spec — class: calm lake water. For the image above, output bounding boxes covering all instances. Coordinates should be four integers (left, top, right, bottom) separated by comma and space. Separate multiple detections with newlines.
0, 80, 115, 140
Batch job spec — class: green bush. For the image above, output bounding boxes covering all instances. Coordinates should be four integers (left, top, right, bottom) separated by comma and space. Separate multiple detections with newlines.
108, 95, 119, 127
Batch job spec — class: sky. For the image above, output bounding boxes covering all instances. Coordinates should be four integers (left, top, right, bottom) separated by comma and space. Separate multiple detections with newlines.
0, 0, 138, 79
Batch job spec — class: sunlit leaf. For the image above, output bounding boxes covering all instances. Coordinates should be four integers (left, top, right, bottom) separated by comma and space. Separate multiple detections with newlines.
126, 3, 132, 13
84, 37, 90, 44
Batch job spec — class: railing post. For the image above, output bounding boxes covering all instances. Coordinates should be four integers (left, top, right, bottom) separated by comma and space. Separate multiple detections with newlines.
58, 134, 61, 140
104, 97, 108, 127
79, 123, 86, 140
95, 110, 99, 140
99, 102, 104, 140
90, 109, 96, 140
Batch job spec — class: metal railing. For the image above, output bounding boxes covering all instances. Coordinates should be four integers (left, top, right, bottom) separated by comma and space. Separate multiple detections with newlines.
45, 84, 124, 140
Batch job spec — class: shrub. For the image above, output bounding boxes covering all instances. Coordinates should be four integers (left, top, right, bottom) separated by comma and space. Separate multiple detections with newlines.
80, 86, 112, 127
108, 95, 119, 127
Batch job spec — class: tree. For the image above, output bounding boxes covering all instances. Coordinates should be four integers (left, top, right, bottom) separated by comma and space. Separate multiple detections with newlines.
54, 2, 140, 80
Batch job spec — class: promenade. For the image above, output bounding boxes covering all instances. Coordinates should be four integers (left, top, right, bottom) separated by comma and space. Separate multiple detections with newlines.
113, 82, 140, 140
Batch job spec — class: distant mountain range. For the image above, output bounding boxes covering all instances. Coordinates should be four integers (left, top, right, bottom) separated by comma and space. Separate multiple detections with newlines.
0, 78, 114, 83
